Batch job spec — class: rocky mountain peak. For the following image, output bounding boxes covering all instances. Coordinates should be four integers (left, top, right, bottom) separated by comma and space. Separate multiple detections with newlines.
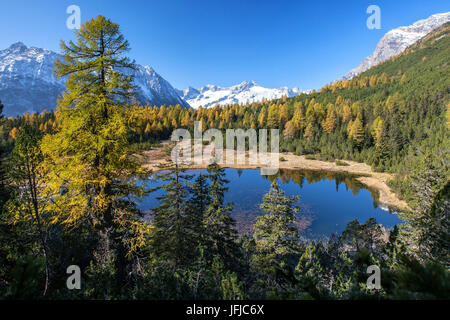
0, 43, 189, 116
342, 12, 450, 80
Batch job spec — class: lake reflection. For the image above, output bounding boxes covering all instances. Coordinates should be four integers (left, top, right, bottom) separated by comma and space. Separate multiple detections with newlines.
137, 168, 401, 240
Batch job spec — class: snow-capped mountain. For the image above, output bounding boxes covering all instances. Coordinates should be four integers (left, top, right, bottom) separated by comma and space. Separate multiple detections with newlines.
132, 65, 189, 109
0, 42, 65, 116
178, 81, 307, 109
0, 42, 188, 116
343, 12, 450, 79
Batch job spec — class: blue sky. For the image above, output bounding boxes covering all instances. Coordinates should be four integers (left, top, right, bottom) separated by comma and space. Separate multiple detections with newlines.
0, 0, 448, 90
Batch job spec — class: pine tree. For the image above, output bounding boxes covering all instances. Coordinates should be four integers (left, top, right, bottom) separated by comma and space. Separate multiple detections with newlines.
373, 121, 390, 169
342, 104, 352, 123
150, 165, 196, 269
204, 164, 240, 270
323, 110, 336, 134
304, 123, 314, 140
278, 104, 289, 127
295, 242, 325, 296
188, 173, 211, 250
349, 116, 364, 145
258, 107, 267, 128
283, 121, 296, 139
370, 116, 383, 143
340, 218, 384, 257
144, 122, 151, 135
266, 104, 279, 128
39, 16, 150, 273
401, 153, 450, 267
251, 181, 300, 297
292, 103, 306, 131
190, 173, 211, 221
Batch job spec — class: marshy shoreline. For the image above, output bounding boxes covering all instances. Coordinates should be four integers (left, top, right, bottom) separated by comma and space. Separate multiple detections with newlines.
135, 143, 410, 212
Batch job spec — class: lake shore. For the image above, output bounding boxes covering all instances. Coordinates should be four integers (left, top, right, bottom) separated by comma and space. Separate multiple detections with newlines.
135, 142, 410, 212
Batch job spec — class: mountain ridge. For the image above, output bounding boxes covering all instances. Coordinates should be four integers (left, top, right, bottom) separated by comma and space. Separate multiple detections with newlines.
179, 80, 309, 109
0, 42, 189, 116
342, 11, 450, 80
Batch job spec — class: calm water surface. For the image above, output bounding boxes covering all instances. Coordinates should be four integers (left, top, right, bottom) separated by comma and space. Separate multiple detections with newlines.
137, 168, 401, 240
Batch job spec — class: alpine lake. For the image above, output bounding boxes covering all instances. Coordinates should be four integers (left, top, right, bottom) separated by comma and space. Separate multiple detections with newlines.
137, 168, 402, 240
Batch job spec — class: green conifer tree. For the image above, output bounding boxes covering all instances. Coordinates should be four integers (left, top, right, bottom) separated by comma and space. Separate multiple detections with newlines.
251, 181, 300, 297
150, 165, 196, 269
204, 164, 240, 270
